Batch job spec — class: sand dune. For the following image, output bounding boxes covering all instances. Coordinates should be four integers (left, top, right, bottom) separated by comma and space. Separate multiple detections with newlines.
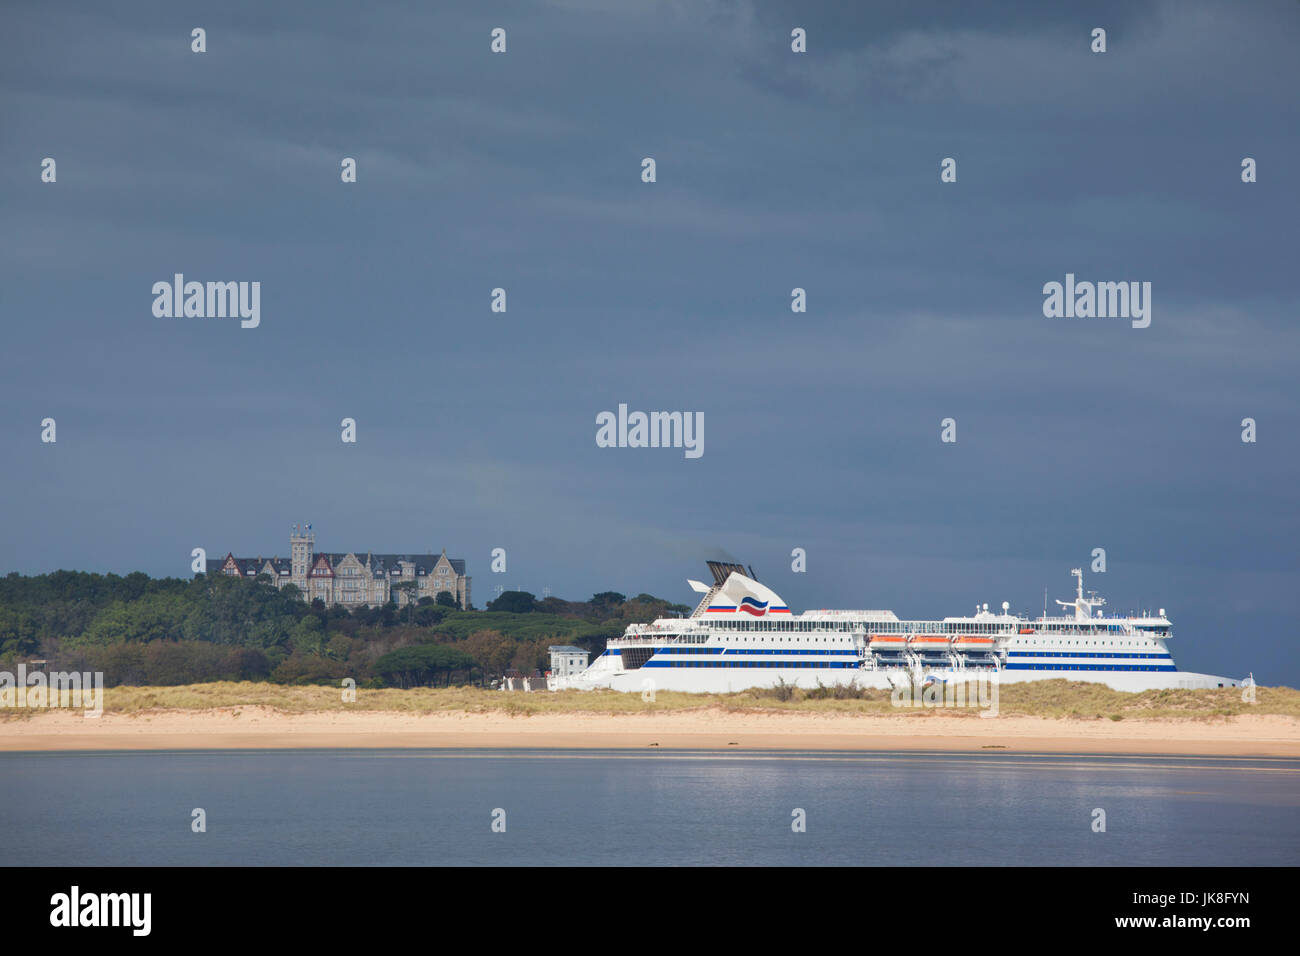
3, 707, 1298, 756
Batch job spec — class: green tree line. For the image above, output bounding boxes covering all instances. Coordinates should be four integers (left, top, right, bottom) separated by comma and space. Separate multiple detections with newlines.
0, 571, 689, 688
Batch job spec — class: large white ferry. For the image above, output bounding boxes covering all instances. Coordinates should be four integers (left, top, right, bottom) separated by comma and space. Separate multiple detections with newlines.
557, 562, 1240, 693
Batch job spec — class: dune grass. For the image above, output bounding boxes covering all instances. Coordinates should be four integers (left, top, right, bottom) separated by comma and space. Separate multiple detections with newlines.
3, 679, 1294, 721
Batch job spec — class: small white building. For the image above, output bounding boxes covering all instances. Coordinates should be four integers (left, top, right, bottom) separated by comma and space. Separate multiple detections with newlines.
548, 645, 589, 679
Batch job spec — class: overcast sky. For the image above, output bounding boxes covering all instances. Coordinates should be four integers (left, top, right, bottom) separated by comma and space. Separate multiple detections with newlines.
2, 1, 1297, 683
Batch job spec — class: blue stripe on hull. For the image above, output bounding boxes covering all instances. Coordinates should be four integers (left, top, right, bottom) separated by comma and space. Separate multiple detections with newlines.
639, 661, 1180, 673
642, 661, 860, 669
1004, 663, 1177, 672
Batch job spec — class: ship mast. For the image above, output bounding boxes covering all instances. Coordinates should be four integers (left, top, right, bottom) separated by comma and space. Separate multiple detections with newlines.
1055, 568, 1106, 621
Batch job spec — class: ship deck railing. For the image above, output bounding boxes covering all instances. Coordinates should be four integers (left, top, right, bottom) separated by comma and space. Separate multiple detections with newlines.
612, 629, 707, 643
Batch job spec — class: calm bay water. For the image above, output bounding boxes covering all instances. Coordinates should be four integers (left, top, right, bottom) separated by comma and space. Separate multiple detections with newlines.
3, 750, 1297, 866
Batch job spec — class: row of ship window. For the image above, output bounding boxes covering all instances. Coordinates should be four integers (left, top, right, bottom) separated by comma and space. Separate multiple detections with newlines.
1006, 651, 1171, 660
866, 623, 1012, 634
1011, 640, 1158, 647
665, 622, 1168, 637
711, 621, 858, 631
862, 623, 1170, 636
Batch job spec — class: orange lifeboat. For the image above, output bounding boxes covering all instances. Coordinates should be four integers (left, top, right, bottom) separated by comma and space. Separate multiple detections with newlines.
868, 633, 908, 650
908, 634, 951, 651
953, 634, 996, 651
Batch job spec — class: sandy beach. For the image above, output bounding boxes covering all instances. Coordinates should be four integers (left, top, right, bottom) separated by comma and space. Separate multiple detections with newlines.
3, 707, 1299, 756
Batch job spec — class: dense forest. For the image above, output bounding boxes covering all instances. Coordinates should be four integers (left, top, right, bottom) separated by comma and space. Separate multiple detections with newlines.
0, 571, 690, 688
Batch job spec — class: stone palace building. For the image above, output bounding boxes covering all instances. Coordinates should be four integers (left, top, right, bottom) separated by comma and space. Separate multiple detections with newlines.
208, 526, 471, 610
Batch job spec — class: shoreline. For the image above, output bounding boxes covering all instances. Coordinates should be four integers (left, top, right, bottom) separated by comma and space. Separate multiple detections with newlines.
3, 707, 1299, 757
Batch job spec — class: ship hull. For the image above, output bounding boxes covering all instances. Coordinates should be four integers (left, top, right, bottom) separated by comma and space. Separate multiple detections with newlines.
557, 659, 1238, 694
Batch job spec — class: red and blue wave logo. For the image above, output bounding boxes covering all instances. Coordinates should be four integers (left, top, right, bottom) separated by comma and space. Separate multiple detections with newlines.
706, 597, 790, 615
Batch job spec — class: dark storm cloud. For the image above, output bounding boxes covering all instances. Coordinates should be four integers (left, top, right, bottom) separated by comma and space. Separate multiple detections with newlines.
0, 0, 1296, 682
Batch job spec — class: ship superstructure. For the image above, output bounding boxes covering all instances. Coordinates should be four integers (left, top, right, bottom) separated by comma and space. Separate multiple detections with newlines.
554, 563, 1239, 693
